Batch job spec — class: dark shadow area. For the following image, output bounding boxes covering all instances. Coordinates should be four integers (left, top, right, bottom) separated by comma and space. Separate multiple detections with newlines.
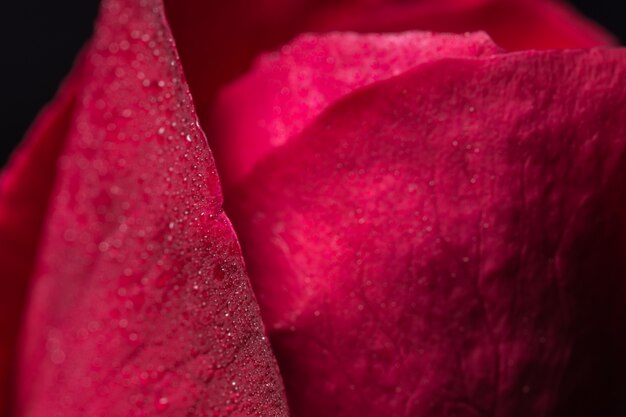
1, 0, 100, 166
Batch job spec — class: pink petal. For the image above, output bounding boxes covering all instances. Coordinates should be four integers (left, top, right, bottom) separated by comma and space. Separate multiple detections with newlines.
225, 34, 626, 416
0, 53, 86, 415
11, 1, 288, 416
214, 31, 501, 189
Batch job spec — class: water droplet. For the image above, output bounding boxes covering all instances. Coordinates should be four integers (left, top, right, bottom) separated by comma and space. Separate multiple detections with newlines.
155, 396, 169, 411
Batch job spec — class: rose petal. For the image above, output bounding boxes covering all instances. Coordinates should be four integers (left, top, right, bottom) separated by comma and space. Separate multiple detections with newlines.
13, 1, 288, 416
226, 37, 626, 416
0, 53, 86, 415
214, 31, 501, 188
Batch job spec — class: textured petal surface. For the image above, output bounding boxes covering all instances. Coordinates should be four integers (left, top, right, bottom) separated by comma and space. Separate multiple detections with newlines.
224, 36, 626, 416
215, 31, 502, 188
14, 1, 287, 416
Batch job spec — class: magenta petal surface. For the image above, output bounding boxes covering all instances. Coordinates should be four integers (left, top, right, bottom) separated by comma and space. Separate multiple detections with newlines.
0, 53, 85, 415
224, 35, 626, 416
14, 1, 288, 416
215, 31, 501, 188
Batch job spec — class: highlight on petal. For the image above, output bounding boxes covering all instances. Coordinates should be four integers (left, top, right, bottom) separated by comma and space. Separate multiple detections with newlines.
221, 32, 626, 416
214, 31, 501, 188
14, 1, 288, 416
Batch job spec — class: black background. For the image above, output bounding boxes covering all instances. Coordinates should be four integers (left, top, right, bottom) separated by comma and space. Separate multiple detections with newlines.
1, 0, 623, 167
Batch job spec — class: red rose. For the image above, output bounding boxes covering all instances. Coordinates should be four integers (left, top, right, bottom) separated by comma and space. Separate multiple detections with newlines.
1, 0, 623, 416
